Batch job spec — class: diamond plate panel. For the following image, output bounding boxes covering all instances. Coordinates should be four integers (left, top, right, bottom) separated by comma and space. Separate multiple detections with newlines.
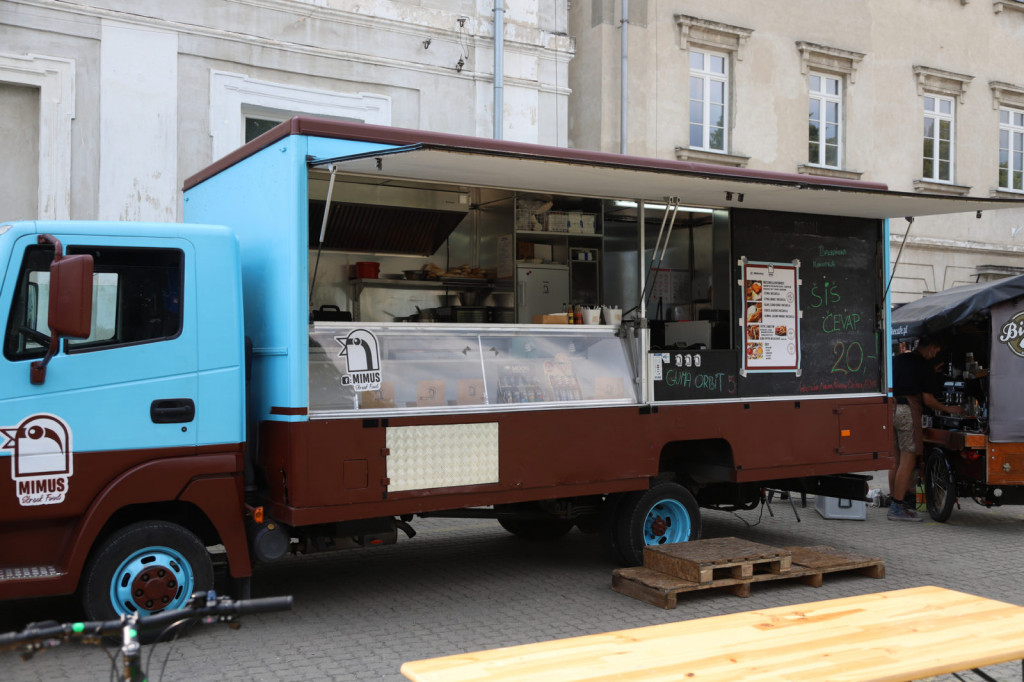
0, 566, 61, 581
386, 423, 499, 492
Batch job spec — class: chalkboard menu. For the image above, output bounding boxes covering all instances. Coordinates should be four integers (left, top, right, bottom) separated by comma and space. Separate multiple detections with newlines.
651, 350, 738, 401
731, 209, 883, 397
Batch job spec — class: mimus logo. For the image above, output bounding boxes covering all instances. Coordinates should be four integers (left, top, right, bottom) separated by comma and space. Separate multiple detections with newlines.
1, 414, 73, 506
335, 329, 382, 391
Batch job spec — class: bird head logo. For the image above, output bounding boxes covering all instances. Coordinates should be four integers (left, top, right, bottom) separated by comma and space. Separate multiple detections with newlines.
2, 414, 73, 478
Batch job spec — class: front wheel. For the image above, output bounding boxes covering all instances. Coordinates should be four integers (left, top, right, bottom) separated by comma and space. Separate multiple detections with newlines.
81, 521, 214, 621
924, 450, 957, 522
612, 482, 701, 566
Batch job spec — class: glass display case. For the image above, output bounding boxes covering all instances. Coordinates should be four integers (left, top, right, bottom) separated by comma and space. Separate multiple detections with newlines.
308, 323, 638, 416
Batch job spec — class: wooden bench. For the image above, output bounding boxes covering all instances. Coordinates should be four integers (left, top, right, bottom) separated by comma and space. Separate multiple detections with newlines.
401, 586, 1024, 681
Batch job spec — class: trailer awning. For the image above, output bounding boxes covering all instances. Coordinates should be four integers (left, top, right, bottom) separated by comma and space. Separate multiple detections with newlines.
311, 143, 1024, 221
185, 116, 1024, 221
891, 274, 1024, 339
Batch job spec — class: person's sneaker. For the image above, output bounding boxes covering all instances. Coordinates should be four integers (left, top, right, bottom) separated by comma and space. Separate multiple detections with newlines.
887, 503, 924, 522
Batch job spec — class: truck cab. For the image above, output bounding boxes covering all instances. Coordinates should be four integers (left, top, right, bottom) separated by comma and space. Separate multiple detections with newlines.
0, 220, 250, 620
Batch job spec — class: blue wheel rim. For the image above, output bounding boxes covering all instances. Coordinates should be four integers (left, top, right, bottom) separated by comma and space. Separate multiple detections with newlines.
109, 545, 195, 616
643, 498, 692, 545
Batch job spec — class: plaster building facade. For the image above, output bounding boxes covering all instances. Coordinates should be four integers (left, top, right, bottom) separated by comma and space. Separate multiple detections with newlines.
568, 0, 1024, 303
0, 0, 572, 223
4, 0, 1023, 304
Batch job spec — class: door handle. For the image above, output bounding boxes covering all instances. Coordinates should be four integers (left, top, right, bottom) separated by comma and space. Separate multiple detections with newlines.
151, 398, 195, 424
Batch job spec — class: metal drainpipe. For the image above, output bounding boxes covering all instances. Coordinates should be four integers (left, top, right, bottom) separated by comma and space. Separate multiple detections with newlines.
494, 0, 504, 140
620, 0, 628, 154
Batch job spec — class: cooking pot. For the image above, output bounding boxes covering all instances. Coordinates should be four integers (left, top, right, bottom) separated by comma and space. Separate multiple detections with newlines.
355, 261, 380, 279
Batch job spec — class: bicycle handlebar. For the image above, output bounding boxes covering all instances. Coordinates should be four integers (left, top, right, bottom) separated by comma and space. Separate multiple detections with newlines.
0, 592, 293, 653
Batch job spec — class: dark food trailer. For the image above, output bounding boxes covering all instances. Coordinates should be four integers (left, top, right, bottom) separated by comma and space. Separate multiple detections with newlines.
892, 274, 1024, 521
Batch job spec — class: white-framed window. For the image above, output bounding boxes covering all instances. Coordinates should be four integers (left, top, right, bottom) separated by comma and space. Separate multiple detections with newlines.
675, 15, 751, 165
808, 73, 842, 168
210, 71, 391, 160
923, 95, 955, 183
0, 53, 75, 220
689, 50, 728, 152
999, 107, 1024, 192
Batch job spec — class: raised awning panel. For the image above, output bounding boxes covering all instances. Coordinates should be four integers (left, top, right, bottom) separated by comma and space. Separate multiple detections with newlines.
311, 143, 1024, 221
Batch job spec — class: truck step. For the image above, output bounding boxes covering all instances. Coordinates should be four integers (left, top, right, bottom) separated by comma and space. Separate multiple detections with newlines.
613, 539, 884, 609
0, 566, 63, 582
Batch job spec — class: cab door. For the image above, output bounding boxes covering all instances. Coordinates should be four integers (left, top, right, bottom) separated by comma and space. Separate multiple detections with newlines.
0, 235, 198, 518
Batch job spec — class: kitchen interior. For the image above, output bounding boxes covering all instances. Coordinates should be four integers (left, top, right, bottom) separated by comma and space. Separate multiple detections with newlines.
306, 168, 733, 348
305, 169, 735, 412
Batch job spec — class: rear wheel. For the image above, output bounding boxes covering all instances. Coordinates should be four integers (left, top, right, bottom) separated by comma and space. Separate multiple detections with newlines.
81, 521, 214, 622
924, 450, 956, 522
613, 482, 701, 566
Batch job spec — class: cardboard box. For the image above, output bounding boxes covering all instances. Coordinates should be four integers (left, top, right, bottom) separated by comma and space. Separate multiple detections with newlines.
594, 377, 625, 399
532, 313, 570, 324
457, 379, 485, 405
359, 381, 395, 409
815, 496, 866, 520
416, 380, 445, 407
517, 242, 535, 260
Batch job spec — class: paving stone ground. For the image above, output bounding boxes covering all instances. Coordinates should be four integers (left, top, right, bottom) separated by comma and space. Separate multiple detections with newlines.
3, 470, 1023, 681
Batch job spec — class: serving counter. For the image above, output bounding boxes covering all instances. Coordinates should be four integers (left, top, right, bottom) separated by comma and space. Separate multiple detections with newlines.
309, 323, 638, 417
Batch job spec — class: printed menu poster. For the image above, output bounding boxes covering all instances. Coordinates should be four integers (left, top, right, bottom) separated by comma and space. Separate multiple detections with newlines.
740, 259, 801, 374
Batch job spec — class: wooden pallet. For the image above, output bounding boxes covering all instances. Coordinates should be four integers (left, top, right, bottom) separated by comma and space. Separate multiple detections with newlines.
643, 537, 792, 583
613, 539, 884, 609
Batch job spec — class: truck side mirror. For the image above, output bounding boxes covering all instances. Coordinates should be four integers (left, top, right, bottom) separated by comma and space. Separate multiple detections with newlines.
48, 253, 94, 339
30, 235, 94, 384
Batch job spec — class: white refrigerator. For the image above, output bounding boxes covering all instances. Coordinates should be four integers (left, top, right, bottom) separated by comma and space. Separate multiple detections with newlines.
516, 263, 569, 323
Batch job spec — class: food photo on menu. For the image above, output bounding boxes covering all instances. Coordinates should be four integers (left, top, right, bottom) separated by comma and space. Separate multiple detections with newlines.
746, 280, 762, 301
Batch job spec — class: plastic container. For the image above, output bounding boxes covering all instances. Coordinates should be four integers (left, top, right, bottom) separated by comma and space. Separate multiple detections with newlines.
580, 307, 601, 325
815, 496, 866, 520
355, 261, 380, 279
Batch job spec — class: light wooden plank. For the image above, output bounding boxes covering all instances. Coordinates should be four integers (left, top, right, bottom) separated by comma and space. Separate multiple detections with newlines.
401, 587, 1024, 682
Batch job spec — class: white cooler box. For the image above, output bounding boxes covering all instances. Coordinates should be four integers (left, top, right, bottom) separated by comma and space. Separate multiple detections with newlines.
815, 495, 866, 520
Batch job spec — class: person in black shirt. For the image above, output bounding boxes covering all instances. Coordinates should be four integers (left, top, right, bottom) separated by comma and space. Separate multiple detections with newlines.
890, 336, 963, 521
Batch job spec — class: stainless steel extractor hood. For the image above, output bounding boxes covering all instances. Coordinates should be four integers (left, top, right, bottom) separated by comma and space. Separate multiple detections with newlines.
308, 177, 470, 256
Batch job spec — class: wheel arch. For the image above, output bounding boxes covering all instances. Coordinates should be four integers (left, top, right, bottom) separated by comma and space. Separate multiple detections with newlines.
88, 500, 221, 555
64, 453, 250, 594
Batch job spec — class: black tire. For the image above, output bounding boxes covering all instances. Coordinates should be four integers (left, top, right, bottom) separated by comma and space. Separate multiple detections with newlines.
497, 517, 574, 541
81, 521, 214, 624
924, 449, 956, 522
613, 482, 701, 566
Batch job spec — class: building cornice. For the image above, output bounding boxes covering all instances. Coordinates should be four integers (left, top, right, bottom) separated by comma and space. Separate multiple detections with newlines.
674, 147, 750, 167
993, 1, 1024, 14
889, 233, 1024, 256
796, 41, 865, 83
674, 14, 753, 60
990, 80, 1024, 109
913, 65, 974, 103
